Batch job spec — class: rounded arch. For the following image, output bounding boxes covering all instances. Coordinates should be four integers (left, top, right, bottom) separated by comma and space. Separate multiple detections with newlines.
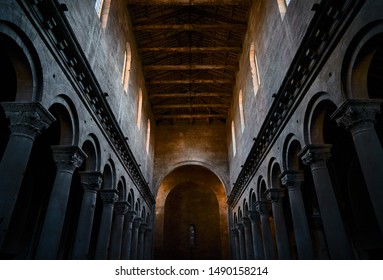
0, 20, 42, 101
128, 189, 135, 211
101, 161, 115, 190
282, 134, 303, 171
155, 160, 229, 195
303, 92, 336, 144
269, 160, 283, 189
48, 95, 80, 145
257, 177, 268, 201
155, 164, 229, 260
116, 178, 126, 201
342, 20, 383, 99
243, 200, 249, 217
249, 189, 257, 211
233, 212, 238, 225
141, 206, 146, 220
81, 134, 101, 172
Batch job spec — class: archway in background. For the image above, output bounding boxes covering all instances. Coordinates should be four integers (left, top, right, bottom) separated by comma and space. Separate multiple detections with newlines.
154, 165, 229, 259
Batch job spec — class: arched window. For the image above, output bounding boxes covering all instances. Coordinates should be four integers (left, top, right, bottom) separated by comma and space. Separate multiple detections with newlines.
146, 118, 151, 154
137, 88, 143, 130
249, 42, 260, 97
231, 120, 237, 157
239, 89, 245, 133
122, 42, 132, 94
277, 0, 290, 19
94, 0, 111, 29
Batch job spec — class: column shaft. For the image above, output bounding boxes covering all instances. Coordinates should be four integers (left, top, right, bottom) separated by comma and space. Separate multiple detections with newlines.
0, 102, 54, 247
281, 171, 313, 259
35, 146, 85, 259
130, 218, 142, 259
95, 189, 118, 260
299, 144, 353, 259
237, 224, 246, 259
72, 172, 102, 259
256, 201, 275, 259
249, 211, 265, 260
242, 217, 255, 259
121, 211, 136, 259
109, 202, 128, 260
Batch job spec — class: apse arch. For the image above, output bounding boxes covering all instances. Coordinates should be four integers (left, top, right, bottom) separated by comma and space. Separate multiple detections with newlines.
154, 164, 229, 260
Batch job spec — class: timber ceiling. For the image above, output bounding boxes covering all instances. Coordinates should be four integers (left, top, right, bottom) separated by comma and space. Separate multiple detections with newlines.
126, 0, 251, 124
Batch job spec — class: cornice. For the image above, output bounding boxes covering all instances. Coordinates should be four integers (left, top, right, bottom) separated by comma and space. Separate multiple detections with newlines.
17, 0, 155, 206
227, 0, 366, 207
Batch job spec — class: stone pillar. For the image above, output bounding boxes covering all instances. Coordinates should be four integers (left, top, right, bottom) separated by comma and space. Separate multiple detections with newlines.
242, 217, 255, 259
236, 223, 246, 260
256, 201, 275, 259
35, 145, 85, 259
144, 228, 153, 260
137, 223, 147, 259
121, 210, 136, 259
0, 102, 55, 247
266, 188, 291, 259
248, 210, 265, 260
280, 170, 314, 259
95, 189, 119, 260
72, 171, 102, 259
299, 144, 354, 259
109, 201, 129, 259
332, 100, 383, 234
231, 228, 240, 260
130, 217, 142, 259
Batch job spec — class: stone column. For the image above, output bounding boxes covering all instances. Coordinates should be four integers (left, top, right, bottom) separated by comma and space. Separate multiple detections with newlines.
299, 144, 354, 259
332, 100, 383, 233
231, 228, 240, 260
0, 102, 55, 247
248, 210, 265, 260
109, 201, 129, 260
72, 171, 102, 259
95, 189, 119, 260
35, 145, 85, 259
121, 210, 136, 259
236, 223, 246, 259
242, 217, 255, 259
130, 217, 142, 259
144, 228, 153, 260
280, 170, 313, 259
266, 188, 291, 259
256, 201, 275, 259
137, 223, 147, 259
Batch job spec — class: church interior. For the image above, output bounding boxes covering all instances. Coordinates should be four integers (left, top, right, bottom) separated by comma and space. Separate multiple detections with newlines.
0, 0, 383, 260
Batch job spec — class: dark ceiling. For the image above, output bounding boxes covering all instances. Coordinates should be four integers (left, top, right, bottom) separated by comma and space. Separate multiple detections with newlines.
126, 0, 251, 124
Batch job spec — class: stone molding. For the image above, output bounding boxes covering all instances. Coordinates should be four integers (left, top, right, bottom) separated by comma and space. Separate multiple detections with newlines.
114, 201, 129, 215
99, 189, 119, 204
298, 144, 332, 167
79, 171, 103, 192
265, 188, 285, 203
51, 145, 86, 172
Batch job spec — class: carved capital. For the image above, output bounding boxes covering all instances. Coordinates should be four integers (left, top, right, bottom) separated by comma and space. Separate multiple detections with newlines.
99, 189, 119, 204
1, 102, 55, 140
241, 216, 252, 228
51, 145, 86, 172
332, 99, 382, 132
79, 171, 102, 192
248, 210, 260, 223
280, 170, 304, 190
125, 210, 137, 222
298, 144, 332, 167
139, 223, 148, 233
231, 227, 239, 236
266, 188, 285, 202
114, 201, 129, 215
133, 217, 143, 228
255, 200, 270, 215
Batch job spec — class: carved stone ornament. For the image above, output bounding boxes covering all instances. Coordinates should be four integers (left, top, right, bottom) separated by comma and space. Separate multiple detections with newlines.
298, 144, 332, 166
280, 170, 304, 188
1, 102, 56, 139
255, 201, 271, 215
266, 188, 285, 203
99, 189, 119, 204
114, 201, 129, 215
79, 171, 103, 191
51, 145, 86, 171
332, 99, 382, 131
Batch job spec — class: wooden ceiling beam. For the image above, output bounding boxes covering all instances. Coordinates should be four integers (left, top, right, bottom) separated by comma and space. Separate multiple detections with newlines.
127, 0, 249, 6
148, 79, 233, 84
154, 104, 230, 109
144, 65, 237, 70
150, 92, 231, 98
156, 114, 227, 120
134, 23, 246, 31
139, 47, 241, 52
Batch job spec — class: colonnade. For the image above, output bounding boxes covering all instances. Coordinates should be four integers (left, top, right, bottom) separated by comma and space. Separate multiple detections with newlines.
0, 101, 153, 260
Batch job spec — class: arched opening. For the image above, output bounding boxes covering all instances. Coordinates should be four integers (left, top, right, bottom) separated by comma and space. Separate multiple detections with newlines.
155, 165, 228, 259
